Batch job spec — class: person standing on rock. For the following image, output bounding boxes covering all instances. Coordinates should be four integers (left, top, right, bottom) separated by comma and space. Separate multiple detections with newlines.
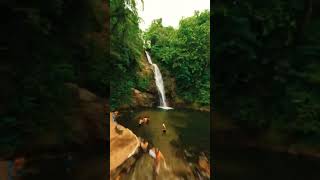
111, 111, 120, 130
111, 111, 119, 123
111, 110, 124, 135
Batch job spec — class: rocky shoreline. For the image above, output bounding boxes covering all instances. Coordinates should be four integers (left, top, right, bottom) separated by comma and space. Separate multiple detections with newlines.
109, 115, 139, 176
118, 88, 210, 112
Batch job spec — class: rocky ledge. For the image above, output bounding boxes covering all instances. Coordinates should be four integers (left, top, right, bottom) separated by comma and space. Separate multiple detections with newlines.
109, 115, 139, 174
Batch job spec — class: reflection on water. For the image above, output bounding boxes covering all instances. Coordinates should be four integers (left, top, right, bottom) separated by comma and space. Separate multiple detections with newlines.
118, 108, 211, 180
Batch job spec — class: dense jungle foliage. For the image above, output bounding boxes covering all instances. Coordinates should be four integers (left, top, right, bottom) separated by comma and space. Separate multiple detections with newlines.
144, 10, 210, 105
109, 0, 144, 110
1, 0, 109, 155
213, 0, 320, 139
110, 1, 210, 109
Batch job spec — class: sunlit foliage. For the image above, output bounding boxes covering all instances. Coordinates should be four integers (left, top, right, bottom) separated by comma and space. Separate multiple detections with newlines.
145, 10, 210, 105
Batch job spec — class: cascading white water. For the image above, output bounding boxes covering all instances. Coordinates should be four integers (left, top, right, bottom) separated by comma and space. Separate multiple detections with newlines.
145, 51, 172, 109
152, 63, 167, 107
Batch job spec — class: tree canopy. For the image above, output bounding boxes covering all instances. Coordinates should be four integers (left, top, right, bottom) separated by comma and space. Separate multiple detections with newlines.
109, 0, 144, 109
145, 10, 210, 105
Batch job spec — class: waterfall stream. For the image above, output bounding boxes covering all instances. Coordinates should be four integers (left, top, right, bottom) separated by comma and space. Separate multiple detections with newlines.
145, 51, 172, 109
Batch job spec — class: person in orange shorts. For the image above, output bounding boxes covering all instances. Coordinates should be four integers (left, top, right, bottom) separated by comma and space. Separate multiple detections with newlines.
149, 147, 165, 179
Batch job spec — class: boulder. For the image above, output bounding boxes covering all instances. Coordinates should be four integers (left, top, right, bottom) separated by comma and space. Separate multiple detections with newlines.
131, 88, 155, 107
110, 114, 139, 172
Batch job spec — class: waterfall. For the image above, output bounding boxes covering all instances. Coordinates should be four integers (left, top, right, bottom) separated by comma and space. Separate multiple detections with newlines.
145, 51, 172, 109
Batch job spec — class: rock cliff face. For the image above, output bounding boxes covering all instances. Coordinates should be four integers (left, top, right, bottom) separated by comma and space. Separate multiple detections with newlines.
121, 53, 158, 109
131, 88, 156, 108
129, 53, 210, 111
29, 83, 107, 153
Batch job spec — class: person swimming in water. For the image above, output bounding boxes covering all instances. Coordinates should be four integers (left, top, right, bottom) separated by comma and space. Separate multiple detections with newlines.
144, 116, 150, 124
138, 118, 144, 126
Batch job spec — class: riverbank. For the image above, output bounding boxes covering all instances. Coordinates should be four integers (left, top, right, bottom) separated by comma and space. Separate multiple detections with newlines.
213, 112, 320, 158
171, 99, 210, 112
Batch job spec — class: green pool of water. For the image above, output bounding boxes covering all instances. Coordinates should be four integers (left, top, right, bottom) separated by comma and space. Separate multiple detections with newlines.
117, 108, 211, 179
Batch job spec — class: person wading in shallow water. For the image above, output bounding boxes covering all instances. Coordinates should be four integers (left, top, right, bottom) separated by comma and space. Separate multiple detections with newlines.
138, 116, 150, 126
138, 118, 144, 126
162, 123, 167, 134
140, 139, 149, 153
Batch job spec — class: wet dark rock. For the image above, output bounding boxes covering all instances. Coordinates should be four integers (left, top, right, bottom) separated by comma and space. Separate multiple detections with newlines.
131, 88, 156, 107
